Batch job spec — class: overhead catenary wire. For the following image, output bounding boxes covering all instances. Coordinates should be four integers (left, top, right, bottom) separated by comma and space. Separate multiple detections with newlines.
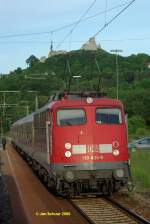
66, 60, 73, 94
55, 0, 97, 50
93, 0, 136, 37
1, 36, 150, 44
104, 0, 108, 26
52, 0, 131, 34
79, 0, 132, 29
95, 58, 103, 92
0, 1, 132, 40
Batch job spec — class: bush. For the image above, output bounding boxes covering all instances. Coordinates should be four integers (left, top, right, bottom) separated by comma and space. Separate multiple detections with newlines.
131, 151, 150, 189
128, 116, 145, 134
128, 116, 149, 140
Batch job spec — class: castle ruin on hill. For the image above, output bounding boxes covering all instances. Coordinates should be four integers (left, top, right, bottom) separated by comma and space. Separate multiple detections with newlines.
40, 37, 101, 62
81, 37, 101, 51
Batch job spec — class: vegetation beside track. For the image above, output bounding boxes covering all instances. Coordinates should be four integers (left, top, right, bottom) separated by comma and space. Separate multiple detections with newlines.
0, 49, 150, 137
131, 150, 150, 189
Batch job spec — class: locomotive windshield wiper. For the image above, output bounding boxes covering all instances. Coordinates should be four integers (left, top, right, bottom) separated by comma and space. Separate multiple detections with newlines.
64, 121, 72, 126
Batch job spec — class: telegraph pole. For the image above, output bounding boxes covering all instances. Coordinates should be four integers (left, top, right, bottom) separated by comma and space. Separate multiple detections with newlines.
20, 100, 29, 115
110, 50, 123, 99
0, 91, 20, 116
0, 91, 20, 133
27, 91, 39, 111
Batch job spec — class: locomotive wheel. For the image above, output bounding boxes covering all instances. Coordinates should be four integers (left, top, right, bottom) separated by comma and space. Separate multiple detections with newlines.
43, 174, 48, 183
108, 181, 113, 197
32, 160, 39, 173
102, 183, 107, 195
57, 181, 71, 197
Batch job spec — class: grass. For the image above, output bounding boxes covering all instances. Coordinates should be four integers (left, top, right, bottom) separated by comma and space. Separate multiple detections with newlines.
130, 150, 150, 190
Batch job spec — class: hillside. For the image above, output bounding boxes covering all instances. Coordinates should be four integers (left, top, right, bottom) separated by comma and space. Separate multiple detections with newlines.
0, 49, 150, 138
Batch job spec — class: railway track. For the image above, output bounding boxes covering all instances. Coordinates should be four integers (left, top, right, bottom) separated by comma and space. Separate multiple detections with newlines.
69, 197, 150, 224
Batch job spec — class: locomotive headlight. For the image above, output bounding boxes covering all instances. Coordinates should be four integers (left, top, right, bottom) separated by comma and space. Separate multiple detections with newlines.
115, 169, 124, 178
86, 97, 93, 104
65, 171, 74, 182
65, 143, 71, 150
65, 151, 72, 158
113, 149, 120, 156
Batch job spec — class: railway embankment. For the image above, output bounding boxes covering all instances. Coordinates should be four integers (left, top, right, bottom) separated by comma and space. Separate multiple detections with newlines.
112, 150, 150, 222
113, 187, 150, 222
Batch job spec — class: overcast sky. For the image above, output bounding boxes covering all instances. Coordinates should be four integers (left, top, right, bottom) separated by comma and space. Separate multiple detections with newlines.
0, 0, 150, 74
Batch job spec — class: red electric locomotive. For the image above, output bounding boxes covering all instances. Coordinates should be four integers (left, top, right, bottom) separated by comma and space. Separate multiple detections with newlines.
11, 92, 130, 196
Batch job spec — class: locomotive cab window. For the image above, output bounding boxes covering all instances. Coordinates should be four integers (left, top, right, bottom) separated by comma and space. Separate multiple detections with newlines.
96, 108, 122, 124
57, 109, 86, 126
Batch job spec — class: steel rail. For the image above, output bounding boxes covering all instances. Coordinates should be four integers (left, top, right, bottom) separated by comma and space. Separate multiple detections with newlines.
106, 197, 150, 224
69, 198, 95, 224
69, 197, 150, 224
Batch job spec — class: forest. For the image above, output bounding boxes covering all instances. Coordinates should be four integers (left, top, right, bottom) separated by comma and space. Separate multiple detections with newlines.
0, 48, 150, 139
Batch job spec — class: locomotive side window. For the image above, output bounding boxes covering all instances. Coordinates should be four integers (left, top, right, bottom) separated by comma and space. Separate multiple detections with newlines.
57, 109, 86, 126
96, 108, 122, 124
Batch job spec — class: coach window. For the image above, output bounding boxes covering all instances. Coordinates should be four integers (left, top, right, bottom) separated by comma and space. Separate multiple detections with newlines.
57, 109, 86, 126
96, 108, 122, 124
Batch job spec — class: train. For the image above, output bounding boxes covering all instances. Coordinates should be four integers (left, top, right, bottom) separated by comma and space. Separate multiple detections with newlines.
11, 92, 130, 197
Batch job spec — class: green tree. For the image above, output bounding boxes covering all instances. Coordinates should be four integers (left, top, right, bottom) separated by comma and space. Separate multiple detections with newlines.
14, 67, 22, 74
128, 115, 145, 134
26, 55, 39, 67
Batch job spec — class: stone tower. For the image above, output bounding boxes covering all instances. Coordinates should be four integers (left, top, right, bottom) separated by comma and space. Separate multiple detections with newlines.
81, 37, 101, 51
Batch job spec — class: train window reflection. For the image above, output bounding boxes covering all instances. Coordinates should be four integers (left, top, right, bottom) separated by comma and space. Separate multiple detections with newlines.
96, 108, 122, 124
57, 109, 86, 126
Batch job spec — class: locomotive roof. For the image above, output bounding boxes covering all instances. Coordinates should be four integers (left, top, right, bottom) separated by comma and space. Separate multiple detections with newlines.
11, 92, 124, 127
34, 94, 123, 114
51, 96, 124, 109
